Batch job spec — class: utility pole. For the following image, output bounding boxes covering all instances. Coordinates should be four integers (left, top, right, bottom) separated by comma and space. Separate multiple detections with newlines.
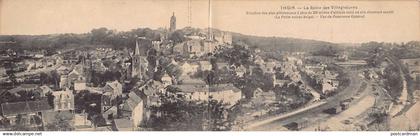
207, 0, 213, 41
188, 0, 192, 27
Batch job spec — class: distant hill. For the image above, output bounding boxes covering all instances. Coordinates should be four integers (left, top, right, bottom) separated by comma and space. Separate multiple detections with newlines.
231, 33, 338, 53
1, 27, 341, 55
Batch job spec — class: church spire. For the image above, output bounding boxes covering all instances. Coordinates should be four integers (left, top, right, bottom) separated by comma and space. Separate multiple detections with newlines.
134, 39, 140, 55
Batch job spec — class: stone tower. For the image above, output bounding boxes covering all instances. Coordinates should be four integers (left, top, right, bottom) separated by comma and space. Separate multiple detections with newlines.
169, 12, 176, 32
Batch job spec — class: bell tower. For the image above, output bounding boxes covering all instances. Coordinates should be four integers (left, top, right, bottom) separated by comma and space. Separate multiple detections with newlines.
169, 12, 176, 32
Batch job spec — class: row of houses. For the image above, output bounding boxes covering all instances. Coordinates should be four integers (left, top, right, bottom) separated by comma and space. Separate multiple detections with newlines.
303, 63, 340, 95
172, 32, 232, 58
114, 76, 242, 130
0, 84, 75, 130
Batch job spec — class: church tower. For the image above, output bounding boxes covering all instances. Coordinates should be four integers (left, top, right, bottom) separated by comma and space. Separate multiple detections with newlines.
131, 40, 148, 80
169, 12, 176, 32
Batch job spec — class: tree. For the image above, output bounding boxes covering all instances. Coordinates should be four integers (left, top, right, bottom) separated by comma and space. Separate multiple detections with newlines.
45, 113, 74, 131
148, 93, 230, 131
7, 70, 17, 88
166, 64, 182, 81
39, 72, 49, 85
272, 83, 313, 109
311, 45, 340, 57
90, 27, 111, 44
383, 65, 403, 99
168, 30, 186, 43
214, 44, 253, 67
50, 70, 60, 89
11, 114, 31, 131
45, 92, 55, 107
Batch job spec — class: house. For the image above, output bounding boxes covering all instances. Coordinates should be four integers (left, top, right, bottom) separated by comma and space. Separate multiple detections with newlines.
161, 73, 173, 87
41, 58, 56, 67
56, 66, 71, 75
216, 62, 230, 70
0, 67, 7, 77
52, 89, 75, 111
60, 69, 86, 90
121, 91, 144, 129
304, 64, 326, 75
74, 113, 92, 130
178, 39, 218, 57
112, 118, 135, 131
173, 84, 209, 101
135, 80, 165, 107
213, 32, 232, 45
178, 75, 206, 85
335, 60, 367, 68
234, 65, 247, 77
209, 84, 242, 107
8, 84, 40, 93
39, 85, 53, 97
101, 80, 123, 120
42, 110, 75, 131
273, 74, 290, 87
183, 39, 203, 56
287, 72, 301, 82
7, 84, 45, 96
180, 62, 199, 76
321, 79, 339, 95
253, 88, 276, 103
74, 80, 87, 92
284, 56, 303, 66
103, 80, 123, 101
172, 42, 185, 54
0, 99, 53, 127
202, 40, 218, 55
174, 83, 242, 107
126, 80, 165, 123
198, 60, 212, 71
254, 56, 265, 66
59, 76, 69, 89
261, 59, 278, 74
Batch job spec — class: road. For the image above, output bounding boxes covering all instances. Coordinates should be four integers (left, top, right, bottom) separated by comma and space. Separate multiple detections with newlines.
242, 69, 363, 130
384, 54, 415, 118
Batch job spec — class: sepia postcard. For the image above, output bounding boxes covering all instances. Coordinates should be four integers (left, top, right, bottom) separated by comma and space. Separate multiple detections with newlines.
0, 0, 419, 133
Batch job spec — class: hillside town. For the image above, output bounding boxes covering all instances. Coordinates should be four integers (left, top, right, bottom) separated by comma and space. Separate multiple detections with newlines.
0, 13, 419, 131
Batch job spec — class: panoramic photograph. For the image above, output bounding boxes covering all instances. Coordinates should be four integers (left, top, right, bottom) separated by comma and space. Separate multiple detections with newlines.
0, 0, 419, 132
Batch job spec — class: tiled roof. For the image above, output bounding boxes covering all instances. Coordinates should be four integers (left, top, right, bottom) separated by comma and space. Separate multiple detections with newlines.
123, 92, 143, 111
174, 83, 240, 93
8, 84, 40, 94
113, 118, 133, 130
209, 84, 240, 92
1, 99, 53, 116
173, 84, 208, 93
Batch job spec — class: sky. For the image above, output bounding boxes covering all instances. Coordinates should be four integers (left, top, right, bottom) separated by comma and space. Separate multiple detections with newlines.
0, 0, 419, 43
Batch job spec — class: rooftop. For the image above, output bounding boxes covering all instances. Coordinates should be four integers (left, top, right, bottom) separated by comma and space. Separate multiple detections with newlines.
1, 99, 53, 116
113, 118, 134, 131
